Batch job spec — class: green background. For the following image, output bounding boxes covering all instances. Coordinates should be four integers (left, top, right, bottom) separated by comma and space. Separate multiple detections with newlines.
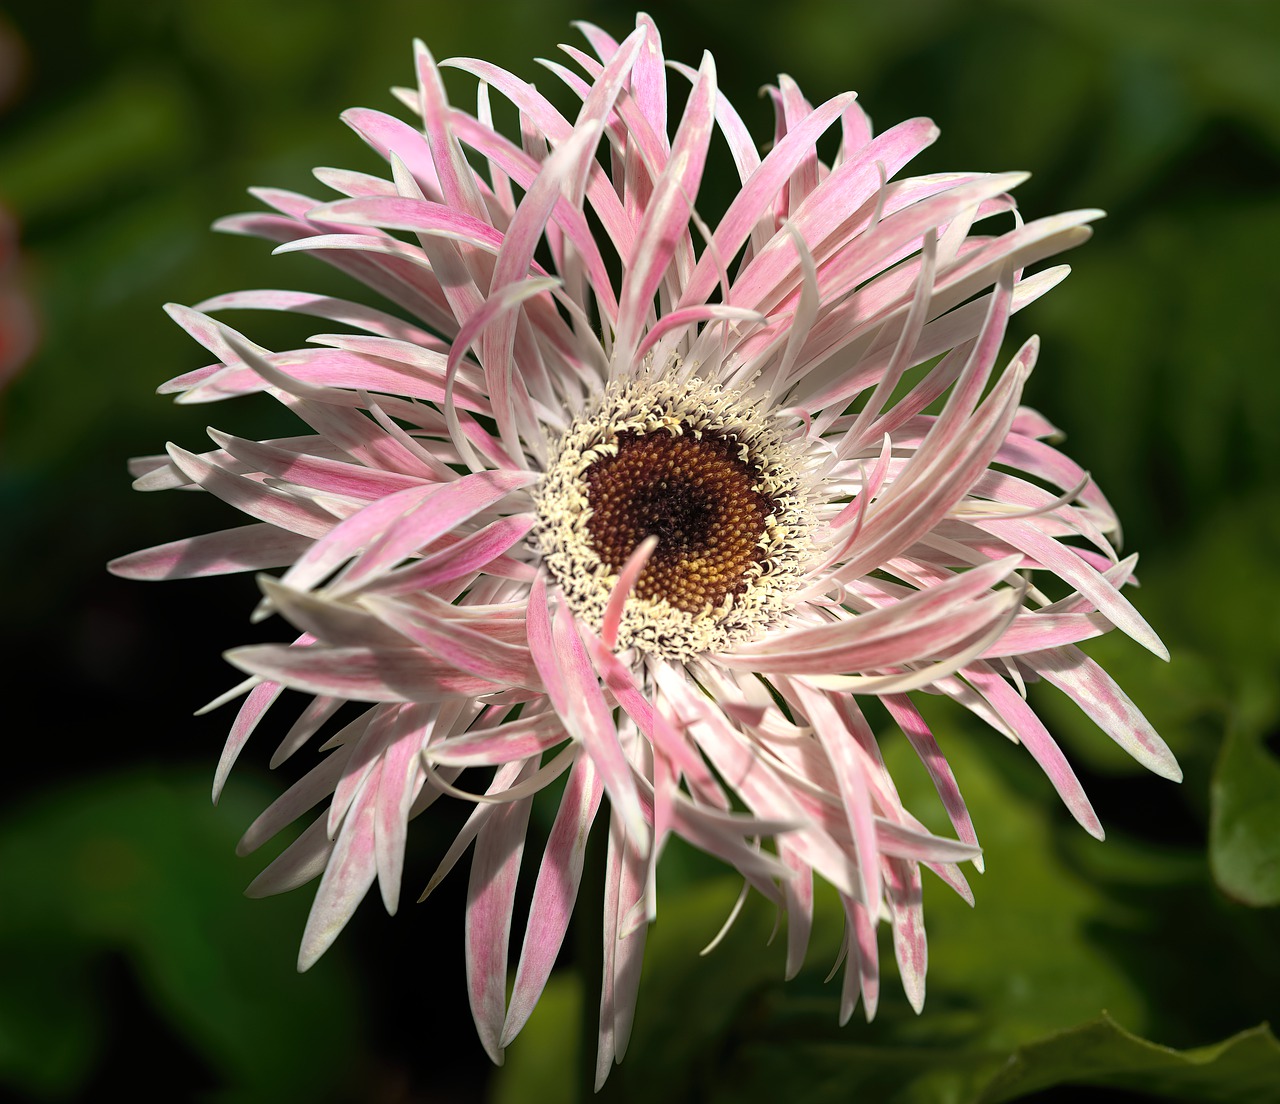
1, 1, 1278, 1101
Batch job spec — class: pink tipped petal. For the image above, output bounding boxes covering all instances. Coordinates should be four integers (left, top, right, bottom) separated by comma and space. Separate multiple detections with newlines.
850, 898, 880, 1024
109, 524, 312, 581
271, 695, 343, 768
600, 535, 657, 650
258, 578, 409, 649
225, 642, 507, 702
1030, 646, 1181, 781
502, 754, 604, 1045
966, 660, 1104, 839
213, 677, 286, 803
556, 600, 650, 852
426, 711, 568, 767
165, 443, 335, 538
780, 840, 815, 980
466, 759, 537, 1064
882, 695, 981, 870
361, 592, 539, 687
679, 91, 858, 311
298, 760, 382, 971
529, 578, 650, 852
244, 816, 334, 898
611, 820, 649, 1062
196, 288, 441, 346
278, 468, 534, 595
587, 641, 726, 808
418, 760, 520, 902
373, 712, 430, 914
790, 679, 882, 918
613, 50, 717, 365
885, 858, 927, 1013
345, 514, 536, 597
974, 517, 1168, 660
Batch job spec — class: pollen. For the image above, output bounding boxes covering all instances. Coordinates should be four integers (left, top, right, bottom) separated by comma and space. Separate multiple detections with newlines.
534, 372, 816, 659
584, 429, 773, 614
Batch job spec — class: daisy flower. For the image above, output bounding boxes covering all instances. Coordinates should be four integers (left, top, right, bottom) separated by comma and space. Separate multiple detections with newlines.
110, 14, 1178, 1086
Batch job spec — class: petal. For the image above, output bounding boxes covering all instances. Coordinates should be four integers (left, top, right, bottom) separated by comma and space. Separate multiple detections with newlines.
108, 523, 312, 581
466, 759, 537, 1064
502, 754, 604, 1045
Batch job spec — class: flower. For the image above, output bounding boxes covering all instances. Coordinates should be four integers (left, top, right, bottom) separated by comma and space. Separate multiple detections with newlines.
0, 203, 36, 389
0, 19, 36, 390
110, 15, 1179, 1085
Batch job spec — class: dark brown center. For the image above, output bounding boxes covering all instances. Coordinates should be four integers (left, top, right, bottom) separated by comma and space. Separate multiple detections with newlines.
583, 429, 774, 614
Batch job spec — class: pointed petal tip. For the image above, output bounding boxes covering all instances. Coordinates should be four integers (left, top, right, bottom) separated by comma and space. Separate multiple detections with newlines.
298, 926, 342, 975
222, 646, 260, 677
412, 38, 439, 73
105, 554, 135, 580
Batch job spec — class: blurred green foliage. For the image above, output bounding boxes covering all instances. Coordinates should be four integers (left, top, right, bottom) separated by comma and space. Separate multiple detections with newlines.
0, 772, 365, 1102
1, 0, 1277, 1101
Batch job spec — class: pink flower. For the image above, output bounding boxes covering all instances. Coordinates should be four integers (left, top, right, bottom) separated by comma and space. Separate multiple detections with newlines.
111, 16, 1177, 1085
0, 204, 36, 389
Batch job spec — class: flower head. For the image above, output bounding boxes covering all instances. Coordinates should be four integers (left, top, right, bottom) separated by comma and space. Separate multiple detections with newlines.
111, 15, 1178, 1084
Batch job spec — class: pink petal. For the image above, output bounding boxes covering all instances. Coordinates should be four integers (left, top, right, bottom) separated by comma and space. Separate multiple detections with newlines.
466, 759, 536, 1063
245, 815, 333, 898
108, 523, 311, 581
298, 761, 382, 970
882, 694, 981, 870
885, 858, 927, 1013
1030, 645, 1180, 781
965, 660, 1104, 839
502, 754, 604, 1045
225, 643, 507, 701
213, 676, 285, 803
528, 578, 649, 852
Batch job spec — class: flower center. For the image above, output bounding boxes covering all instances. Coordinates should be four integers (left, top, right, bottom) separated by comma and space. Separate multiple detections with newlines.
584, 429, 772, 614
534, 374, 815, 660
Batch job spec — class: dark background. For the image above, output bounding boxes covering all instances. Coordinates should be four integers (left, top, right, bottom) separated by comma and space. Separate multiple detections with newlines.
2, 1, 1278, 1101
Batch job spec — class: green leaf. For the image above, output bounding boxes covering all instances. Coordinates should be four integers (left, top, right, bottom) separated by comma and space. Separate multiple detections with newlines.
492, 972, 582, 1104
1211, 725, 1280, 907
0, 769, 366, 1102
976, 1013, 1280, 1104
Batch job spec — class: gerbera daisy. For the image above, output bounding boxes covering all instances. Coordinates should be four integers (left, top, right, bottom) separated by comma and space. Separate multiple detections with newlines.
110, 14, 1178, 1086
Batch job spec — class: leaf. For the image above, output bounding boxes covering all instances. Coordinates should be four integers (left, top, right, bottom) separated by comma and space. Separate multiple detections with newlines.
1210, 725, 1280, 907
0, 769, 365, 1102
976, 1013, 1280, 1104
491, 972, 582, 1104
